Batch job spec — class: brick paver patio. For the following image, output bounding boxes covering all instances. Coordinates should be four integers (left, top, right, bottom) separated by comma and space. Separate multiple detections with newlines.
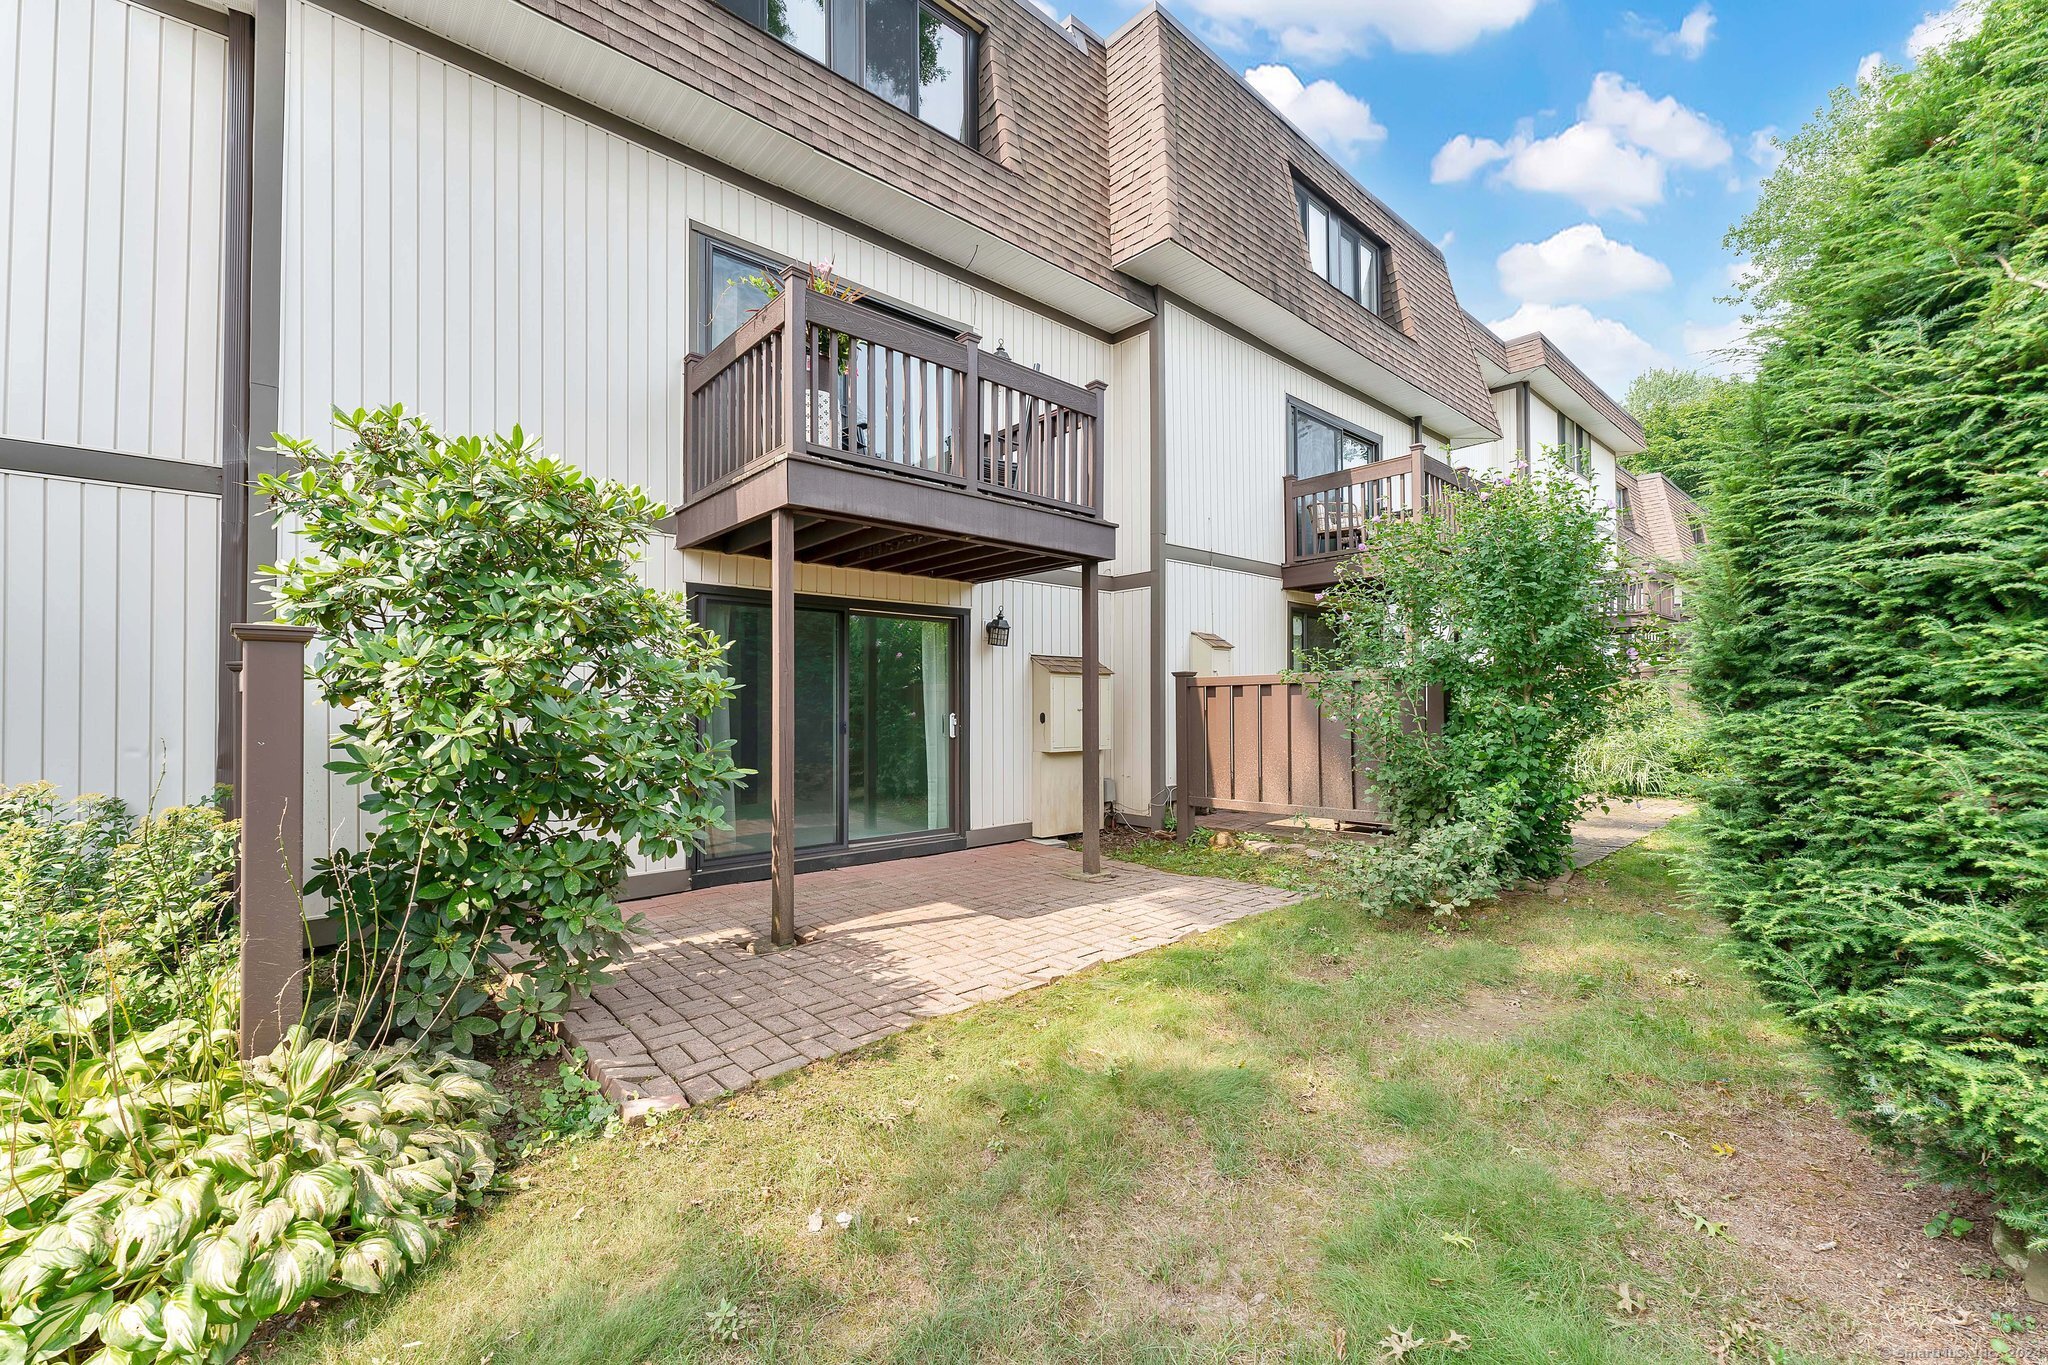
566, 842, 1296, 1112
569, 801, 1690, 1114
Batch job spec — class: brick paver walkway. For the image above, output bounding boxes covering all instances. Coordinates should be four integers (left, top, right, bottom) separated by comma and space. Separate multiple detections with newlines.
1571, 796, 1694, 867
567, 842, 1296, 1113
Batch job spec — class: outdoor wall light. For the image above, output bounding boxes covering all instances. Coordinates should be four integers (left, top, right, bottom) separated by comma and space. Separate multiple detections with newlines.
985, 607, 1012, 648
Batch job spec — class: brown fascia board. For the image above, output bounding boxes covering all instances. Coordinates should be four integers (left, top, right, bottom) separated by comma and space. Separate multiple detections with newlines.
1502, 333, 1647, 451
1466, 311, 1647, 453
1104, 5, 1498, 437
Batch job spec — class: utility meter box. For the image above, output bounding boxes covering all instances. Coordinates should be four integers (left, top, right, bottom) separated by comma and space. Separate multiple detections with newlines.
1188, 631, 1234, 676
1030, 655, 1113, 837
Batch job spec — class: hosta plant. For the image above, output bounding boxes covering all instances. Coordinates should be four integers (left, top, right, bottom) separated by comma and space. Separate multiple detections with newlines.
0, 977, 505, 1363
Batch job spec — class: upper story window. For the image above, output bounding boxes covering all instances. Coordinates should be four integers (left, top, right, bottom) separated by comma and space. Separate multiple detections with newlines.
1688, 512, 1707, 546
1616, 483, 1637, 534
1290, 400, 1380, 478
1296, 182, 1383, 314
1557, 414, 1592, 478
714, 0, 977, 144
697, 234, 957, 354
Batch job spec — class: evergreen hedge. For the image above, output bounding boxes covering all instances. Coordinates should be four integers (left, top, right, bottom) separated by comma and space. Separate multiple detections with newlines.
1692, 0, 2048, 1234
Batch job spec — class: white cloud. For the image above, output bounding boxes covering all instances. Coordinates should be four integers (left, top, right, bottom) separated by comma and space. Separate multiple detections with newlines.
1026, 0, 1058, 19
1431, 132, 1516, 183
1244, 64, 1387, 161
1433, 73, 1728, 217
1497, 224, 1673, 304
1499, 124, 1668, 218
1906, 1, 1982, 59
1182, 0, 1539, 61
1623, 3, 1716, 59
1745, 127, 1784, 175
1857, 50, 1885, 85
1584, 72, 1731, 168
1682, 316, 1757, 376
1489, 304, 1670, 394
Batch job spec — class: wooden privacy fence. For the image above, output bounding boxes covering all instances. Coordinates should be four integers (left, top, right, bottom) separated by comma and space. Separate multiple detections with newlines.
1171, 671, 1444, 841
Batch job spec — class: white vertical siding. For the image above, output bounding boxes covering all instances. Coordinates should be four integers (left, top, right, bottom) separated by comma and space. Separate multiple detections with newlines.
0, 472, 218, 809
1161, 301, 1414, 565
1103, 331, 1151, 576
280, 4, 1130, 866
0, 0, 226, 464
967, 578, 1077, 831
1103, 586, 1152, 815
280, 0, 1117, 501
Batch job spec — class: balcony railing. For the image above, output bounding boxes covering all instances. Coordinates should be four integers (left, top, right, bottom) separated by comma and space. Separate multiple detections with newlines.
683, 272, 1105, 520
1283, 445, 1469, 576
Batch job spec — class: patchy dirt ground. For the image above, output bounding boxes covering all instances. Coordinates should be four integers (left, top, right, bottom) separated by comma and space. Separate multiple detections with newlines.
1592, 1093, 2041, 1362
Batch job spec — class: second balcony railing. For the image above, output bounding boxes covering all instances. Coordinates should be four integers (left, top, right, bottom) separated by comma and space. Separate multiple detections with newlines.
683, 271, 1106, 520
1284, 445, 1469, 571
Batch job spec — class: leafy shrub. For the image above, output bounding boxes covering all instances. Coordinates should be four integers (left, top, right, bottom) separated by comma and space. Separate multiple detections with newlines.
0, 976, 505, 1363
0, 784, 237, 1047
1310, 459, 1638, 880
1319, 793, 1517, 920
1692, 0, 2048, 1235
1568, 681, 1712, 798
263, 406, 743, 1049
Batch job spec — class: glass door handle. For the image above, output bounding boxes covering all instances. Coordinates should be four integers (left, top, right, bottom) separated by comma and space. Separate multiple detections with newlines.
947, 712, 959, 739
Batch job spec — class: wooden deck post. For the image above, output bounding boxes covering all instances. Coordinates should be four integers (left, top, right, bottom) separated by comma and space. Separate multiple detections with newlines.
1172, 670, 1196, 844
769, 507, 797, 947
1080, 559, 1101, 875
232, 622, 314, 1058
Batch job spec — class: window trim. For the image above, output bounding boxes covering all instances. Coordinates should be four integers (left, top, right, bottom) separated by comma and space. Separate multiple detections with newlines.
1286, 396, 1383, 479
1289, 605, 1336, 670
1294, 179, 1385, 316
1555, 413, 1593, 479
713, 0, 980, 146
691, 226, 964, 353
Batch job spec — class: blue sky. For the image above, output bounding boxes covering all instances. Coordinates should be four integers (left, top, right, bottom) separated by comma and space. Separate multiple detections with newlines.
1060, 0, 1982, 399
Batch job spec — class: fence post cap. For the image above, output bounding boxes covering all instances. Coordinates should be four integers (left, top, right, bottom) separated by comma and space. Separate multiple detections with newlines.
231, 622, 316, 644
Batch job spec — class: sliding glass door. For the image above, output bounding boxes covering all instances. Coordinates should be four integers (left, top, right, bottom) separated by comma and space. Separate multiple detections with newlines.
697, 594, 960, 867
848, 613, 954, 841
700, 600, 844, 858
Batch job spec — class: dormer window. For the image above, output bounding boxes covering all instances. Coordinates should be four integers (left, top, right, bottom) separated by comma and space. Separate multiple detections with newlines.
1296, 182, 1383, 314
715, 0, 977, 144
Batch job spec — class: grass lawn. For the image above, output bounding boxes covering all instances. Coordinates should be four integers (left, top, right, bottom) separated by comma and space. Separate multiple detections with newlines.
256, 822, 2025, 1364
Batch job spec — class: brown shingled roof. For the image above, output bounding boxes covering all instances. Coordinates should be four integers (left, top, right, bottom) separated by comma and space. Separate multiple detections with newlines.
1105, 6, 1497, 435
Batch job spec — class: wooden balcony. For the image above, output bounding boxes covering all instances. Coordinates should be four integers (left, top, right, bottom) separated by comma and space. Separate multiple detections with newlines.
1281, 445, 1469, 590
673, 270, 1114, 581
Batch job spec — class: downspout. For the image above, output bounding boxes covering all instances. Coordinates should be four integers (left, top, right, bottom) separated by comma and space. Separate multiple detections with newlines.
1148, 287, 1168, 824
216, 10, 254, 792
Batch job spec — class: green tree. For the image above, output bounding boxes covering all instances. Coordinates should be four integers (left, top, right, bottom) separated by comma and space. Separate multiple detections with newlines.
1691, 0, 2048, 1235
263, 407, 743, 1049
1311, 458, 1639, 880
1621, 367, 1744, 499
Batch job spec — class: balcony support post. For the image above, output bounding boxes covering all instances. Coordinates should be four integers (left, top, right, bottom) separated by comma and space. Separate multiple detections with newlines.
769, 506, 797, 947
957, 330, 981, 488
1080, 558, 1101, 875
781, 267, 808, 458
